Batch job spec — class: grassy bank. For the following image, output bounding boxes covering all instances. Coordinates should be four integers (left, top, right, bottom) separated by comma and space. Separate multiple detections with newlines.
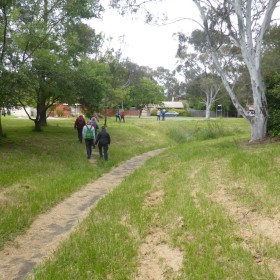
0, 116, 171, 249
2, 116, 280, 279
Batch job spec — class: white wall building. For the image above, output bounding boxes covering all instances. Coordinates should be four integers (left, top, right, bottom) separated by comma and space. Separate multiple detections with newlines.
9, 106, 36, 117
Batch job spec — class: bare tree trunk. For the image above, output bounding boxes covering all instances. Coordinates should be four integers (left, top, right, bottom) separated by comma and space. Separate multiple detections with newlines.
0, 3, 8, 64
249, 70, 268, 141
250, 116, 267, 142
33, 119, 42, 132
0, 4, 8, 138
39, 108, 48, 126
205, 105, 211, 120
205, 92, 211, 120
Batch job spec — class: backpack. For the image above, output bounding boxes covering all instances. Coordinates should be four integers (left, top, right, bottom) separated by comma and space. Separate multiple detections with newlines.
77, 118, 84, 129
85, 125, 94, 140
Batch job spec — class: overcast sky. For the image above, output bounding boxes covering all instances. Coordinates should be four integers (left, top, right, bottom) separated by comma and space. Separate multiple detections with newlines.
88, 0, 201, 71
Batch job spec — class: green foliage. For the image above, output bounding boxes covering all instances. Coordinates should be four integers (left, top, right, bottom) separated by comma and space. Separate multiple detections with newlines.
150, 108, 157, 116
152, 66, 186, 101
168, 108, 186, 116
74, 58, 111, 115
64, 22, 103, 60
127, 77, 164, 111
265, 73, 280, 136
194, 121, 230, 140
166, 120, 238, 143
263, 24, 280, 78
55, 109, 64, 117
0, 0, 105, 132
63, 0, 103, 19
263, 25, 280, 136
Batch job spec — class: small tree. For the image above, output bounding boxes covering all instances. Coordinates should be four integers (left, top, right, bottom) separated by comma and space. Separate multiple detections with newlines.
127, 77, 164, 117
74, 57, 111, 120
176, 48, 223, 120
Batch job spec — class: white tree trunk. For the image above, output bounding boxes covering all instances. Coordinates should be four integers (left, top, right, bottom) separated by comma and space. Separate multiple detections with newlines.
205, 105, 211, 120
201, 82, 221, 121
193, 0, 277, 142
250, 115, 267, 142
249, 69, 268, 141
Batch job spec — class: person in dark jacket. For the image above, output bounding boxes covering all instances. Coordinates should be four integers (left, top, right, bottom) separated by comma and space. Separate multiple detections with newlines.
74, 115, 86, 143
95, 126, 111, 160
120, 111, 125, 122
115, 110, 121, 122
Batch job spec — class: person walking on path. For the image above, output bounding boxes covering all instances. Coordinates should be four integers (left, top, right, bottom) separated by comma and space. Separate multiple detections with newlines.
95, 126, 111, 160
161, 109, 166, 121
74, 115, 86, 143
93, 113, 99, 121
120, 111, 125, 122
156, 109, 161, 121
90, 117, 99, 149
115, 110, 121, 122
90, 117, 99, 134
82, 121, 96, 159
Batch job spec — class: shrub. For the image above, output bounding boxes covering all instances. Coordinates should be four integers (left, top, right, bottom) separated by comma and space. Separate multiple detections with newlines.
56, 109, 64, 117
195, 121, 228, 140
169, 109, 187, 116
266, 74, 280, 136
150, 109, 157, 116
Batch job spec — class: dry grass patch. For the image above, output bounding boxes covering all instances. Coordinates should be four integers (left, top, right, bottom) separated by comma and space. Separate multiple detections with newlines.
209, 188, 280, 278
134, 187, 184, 280
143, 189, 164, 209
120, 214, 140, 240
136, 226, 184, 280
0, 193, 8, 208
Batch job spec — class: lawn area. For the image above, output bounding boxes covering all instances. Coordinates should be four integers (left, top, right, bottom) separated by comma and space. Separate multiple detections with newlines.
1, 116, 280, 279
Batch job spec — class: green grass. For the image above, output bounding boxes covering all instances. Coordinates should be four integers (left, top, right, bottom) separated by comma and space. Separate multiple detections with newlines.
1, 116, 280, 279
0, 116, 171, 248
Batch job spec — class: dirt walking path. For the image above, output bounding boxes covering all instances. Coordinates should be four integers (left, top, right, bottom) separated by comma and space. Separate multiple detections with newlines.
0, 148, 167, 280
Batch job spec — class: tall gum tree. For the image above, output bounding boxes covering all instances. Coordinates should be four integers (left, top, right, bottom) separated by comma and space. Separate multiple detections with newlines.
192, 0, 279, 142
110, 0, 279, 141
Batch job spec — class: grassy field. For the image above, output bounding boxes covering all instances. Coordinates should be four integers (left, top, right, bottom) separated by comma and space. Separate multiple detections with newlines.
1, 116, 280, 279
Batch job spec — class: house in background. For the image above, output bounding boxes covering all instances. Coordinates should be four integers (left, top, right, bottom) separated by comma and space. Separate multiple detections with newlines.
143, 100, 185, 116
8, 106, 36, 117
161, 101, 184, 110
49, 103, 83, 117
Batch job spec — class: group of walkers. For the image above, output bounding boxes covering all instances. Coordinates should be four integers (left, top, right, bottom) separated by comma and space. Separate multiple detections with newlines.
156, 109, 166, 121
74, 114, 111, 160
115, 110, 125, 122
